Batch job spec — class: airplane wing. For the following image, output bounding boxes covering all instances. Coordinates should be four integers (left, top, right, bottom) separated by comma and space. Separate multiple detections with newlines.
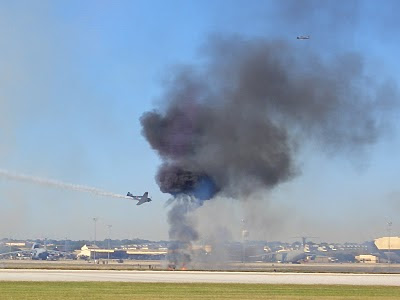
136, 199, 147, 206
0, 250, 30, 257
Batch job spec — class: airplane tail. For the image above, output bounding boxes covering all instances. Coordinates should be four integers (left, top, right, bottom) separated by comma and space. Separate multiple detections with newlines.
127, 192, 133, 197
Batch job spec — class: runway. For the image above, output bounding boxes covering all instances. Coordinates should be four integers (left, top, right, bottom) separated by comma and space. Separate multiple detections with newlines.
1, 269, 400, 285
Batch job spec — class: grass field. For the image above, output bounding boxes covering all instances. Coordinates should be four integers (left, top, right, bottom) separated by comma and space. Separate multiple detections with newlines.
0, 282, 400, 299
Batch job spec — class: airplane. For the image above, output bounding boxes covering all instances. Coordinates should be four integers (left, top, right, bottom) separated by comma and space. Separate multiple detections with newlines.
0, 242, 66, 260
250, 247, 308, 263
126, 192, 152, 205
297, 35, 310, 40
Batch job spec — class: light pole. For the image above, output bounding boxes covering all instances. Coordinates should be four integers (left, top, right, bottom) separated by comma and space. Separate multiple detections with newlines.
241, 219, 248, 264
387, 221, 392, 266
93, 217, 98, 261
107, 224, 112, 261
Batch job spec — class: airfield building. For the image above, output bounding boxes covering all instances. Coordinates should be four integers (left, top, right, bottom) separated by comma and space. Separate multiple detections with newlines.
77, 244, 167, 260
374, 237, 400, 263
374, 237, 400, 251
355, 254, 380, 263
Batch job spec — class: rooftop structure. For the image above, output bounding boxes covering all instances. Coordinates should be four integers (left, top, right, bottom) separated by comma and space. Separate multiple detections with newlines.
374, 237, 400, 251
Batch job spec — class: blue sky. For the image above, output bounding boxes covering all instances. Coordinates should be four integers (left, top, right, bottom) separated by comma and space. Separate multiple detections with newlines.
0, 0, 399, 243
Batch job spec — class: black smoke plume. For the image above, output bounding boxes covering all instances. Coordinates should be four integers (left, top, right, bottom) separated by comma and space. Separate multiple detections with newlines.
141, 36, 396, 200
166, 196, 199, 268
140, 35, 397, 267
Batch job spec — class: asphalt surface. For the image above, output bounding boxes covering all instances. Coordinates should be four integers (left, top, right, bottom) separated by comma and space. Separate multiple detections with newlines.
2, 260, 400, 273
1, 269, 400, 285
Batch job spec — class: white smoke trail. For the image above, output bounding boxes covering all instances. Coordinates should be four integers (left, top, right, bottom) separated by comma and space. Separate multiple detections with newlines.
0, 168, 130, 199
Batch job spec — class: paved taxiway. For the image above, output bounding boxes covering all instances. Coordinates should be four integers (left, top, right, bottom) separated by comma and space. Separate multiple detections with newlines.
1, 269, 400, 285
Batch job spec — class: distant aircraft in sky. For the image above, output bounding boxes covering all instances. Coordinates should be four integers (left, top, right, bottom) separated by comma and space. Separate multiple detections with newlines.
126, 192, 152, 205
297, 35, 310, 40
